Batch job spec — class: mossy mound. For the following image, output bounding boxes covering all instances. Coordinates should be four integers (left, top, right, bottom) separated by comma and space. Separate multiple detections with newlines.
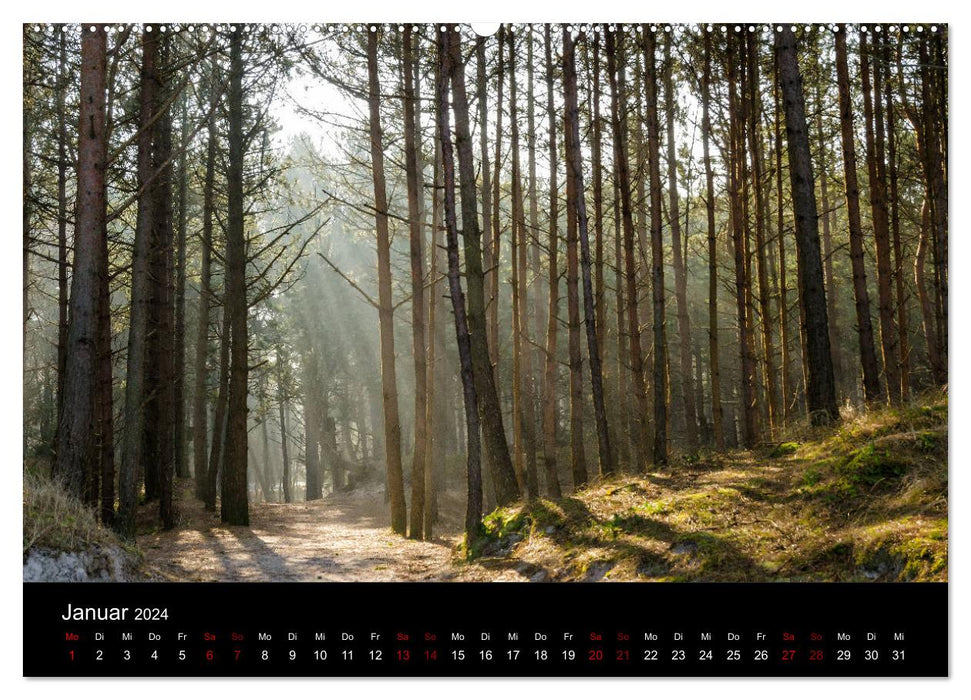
462, 391, 947, 583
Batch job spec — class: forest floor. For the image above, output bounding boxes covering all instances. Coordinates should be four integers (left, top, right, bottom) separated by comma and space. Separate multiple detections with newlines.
137, 482, 489, 581
134, 391, 947, 583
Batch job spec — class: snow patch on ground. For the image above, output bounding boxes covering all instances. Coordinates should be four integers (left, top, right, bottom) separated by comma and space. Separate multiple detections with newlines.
23, 545, 139, 582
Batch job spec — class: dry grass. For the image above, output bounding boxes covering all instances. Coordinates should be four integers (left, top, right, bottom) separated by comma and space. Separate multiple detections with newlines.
22, 467, 123, 556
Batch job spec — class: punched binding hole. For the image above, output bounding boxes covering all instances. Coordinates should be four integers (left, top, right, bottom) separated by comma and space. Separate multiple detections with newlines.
471, 23, 501, 37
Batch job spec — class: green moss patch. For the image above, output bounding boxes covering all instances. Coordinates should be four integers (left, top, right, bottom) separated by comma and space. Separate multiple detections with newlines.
769, 442, 800, 458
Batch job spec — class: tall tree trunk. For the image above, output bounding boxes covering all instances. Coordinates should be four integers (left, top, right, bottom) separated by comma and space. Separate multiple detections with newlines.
527, 32, 545, 494
447, 25, 521, 507
92, 35, 114, 522
563, 42, 587, 490
541, 26, 562, 498
220, 25, 250, 526
861, 31, 900, 405
476, 35, 496, 399
276, 362, 291, 504
366, 29, 407, 534
324, 392, 342, 493
681, 107, 700, 437
883, 33, 909, 400
664, 35, 697, 450
606, 27, 650, 471
155, 33, 176, 530
702, 33, 724, 450
814, 48, 842, 401
304, 356, 322, 501
424, 133, 444, 536
915, 202, 939, 385
438, 26, 483, 540
775, 27, 839, 425
644, 28, 668, 466
474, 37, 498, 508
508, 30, 532, 497
410, 31, 430, 520
928, 32, 947, 384
774, 52, 796, 419
402, 25, 427, 538
915, 34, 947, 387
56, 23, 105, 502
96, 36, 126, 499
693, 342, 710, 444
488, 29, 504, 395
55, 29, 69, 434
590, 37, 607, 370
117, 27, 157, 536
142, 75, 167, 505
727, 33, 759, 448
96, 217, 114, 525
477, 36, 492, 302
174, 92, 189, 479
564, 28, 615, 477
633, 57, 650, 379
23, 26, 32, 388
746, 34, 780, 435
738, 61, 763, 433
613, 152, 631, 466
193, 57, 218, 501
206, 311, 230, 510
835, 26, 882, 403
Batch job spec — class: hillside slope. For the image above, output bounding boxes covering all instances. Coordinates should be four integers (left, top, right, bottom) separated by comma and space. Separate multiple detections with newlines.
467, 393, 947, 583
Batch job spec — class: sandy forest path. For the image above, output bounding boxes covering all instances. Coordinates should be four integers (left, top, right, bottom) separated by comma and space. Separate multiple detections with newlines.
138, 480, 494, 582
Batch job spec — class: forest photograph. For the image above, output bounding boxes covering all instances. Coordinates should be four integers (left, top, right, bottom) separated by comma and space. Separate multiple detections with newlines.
22, 22, 947, 583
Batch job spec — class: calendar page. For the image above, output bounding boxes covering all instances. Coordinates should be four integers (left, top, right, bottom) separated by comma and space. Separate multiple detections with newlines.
22, 20, 948, 678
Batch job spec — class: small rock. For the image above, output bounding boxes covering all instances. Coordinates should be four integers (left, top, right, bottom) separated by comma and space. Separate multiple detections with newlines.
544, 526, 556, 535
529, 570, 550, 583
